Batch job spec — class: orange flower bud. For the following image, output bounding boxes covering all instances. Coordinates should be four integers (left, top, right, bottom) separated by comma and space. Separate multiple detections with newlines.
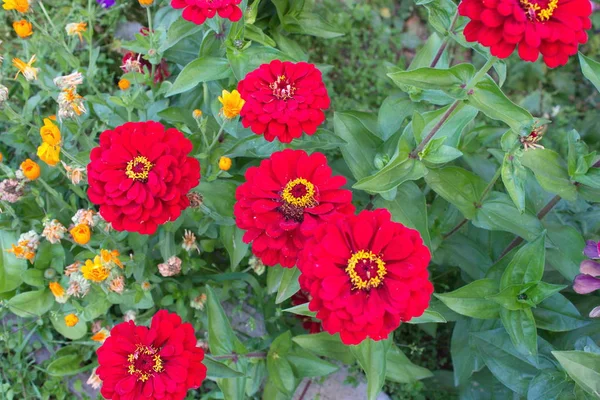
13, 20, 32, 38
70, 223, 91, 245
20, 159, 40, 180
64, 313, 79, 327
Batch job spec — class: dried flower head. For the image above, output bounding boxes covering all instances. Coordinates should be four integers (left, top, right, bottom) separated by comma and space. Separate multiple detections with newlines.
64, 261, 81, 276
0, 85, 8, 103
123, 310, 136, 322
67, 272, 91, 297
0, 179, 24, 203
182, 229, 199, 253
187, 192, 203, 208
13, 55, 38, 81
190, 293, 207, 310
158, 256, 182, 277
65, 22, 87, 41
42, 219, 67, 244
249, 255, 265, 276
108, 275, 125, 294
72, 209, 98, 227
6, 230, 39, 262
86, 368, 102, 390
61, 161, 85, 185
120, 53, 143, 74
54, 72, 84, 89
57, 87, 87, 120
520, 123, 546, 151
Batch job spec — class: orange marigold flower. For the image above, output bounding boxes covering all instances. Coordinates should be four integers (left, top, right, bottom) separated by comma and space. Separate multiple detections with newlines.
70, 223, 91, 245
13, 55, 38, 81
3, 0, 29, 13
13, 20, 32, 38
65, 22, 87, 42
218, 89, 244, 119
118, 78, 130, 90
40, 118, 61, 146
49, 281, 69, 303
138, 0, 153, 7
37, 142, 61, 166
64, 313, 79, 327
20, 159, 40, 180
218, 156, 232, 171
81, 256, 110, 282
91, 328, 110, 343
100, 249, 123, 269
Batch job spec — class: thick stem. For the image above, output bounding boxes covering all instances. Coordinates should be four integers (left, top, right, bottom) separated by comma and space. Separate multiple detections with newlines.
430, 12, 459, 68
298, 380, 312, 400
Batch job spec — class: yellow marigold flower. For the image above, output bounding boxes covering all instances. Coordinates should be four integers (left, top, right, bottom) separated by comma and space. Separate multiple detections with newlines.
13, 20, 32, 38
65, 22, 87, 42
192, 109, 202, 119
49, 281, 69, 303
219, 156, 232, 171
138, 0, 153, 7
20, 159, 40, 180
3, 0, 29, 13
37, 142, 61, 166
100, 249, 123, 269
118, 78, 130, 91
40, 118, 61, 146
70, 223, 91, 245
91, 328, 109, 343
64, 314, 79, 327
81, 256, 110, 282
13, 55, 38, 81
218, 89, 245, 119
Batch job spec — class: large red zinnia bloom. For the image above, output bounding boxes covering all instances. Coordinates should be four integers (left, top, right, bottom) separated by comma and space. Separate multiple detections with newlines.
234, 149, 354, 268
87, 121, 200, 235
237, 60, 330, 143
297, 209, 433, 345
459, 0, 592, 68
96, 310, 207, 400
170, 0, 243, 25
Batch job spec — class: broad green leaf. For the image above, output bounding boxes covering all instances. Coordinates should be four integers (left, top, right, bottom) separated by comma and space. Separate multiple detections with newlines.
436, 235, 493, 280
408, 33, 448, 70
500, 308, 538, 357
266, 265, 285, 295
527, 371, 571, 400
50, 313, 88, 340
275, 267, 300, 304
415, 0, 457, 35
227, 45, 291, 80
425, 166, 487, 219
21, 269, 44, 287
553, 351, 600, 397
158, 18, 203, 52
267, 332, 296, 394
502, 153, 527, 212
525, 282, 567, 305
579, 53, 600, 93
34, 242, 65, 273
0, 231, 27, 293
385, 345, 433, 383
378, 95, 415, 140
46, 354, 87, 377
452, 319, 499, 386
373, 181, 431, 249
486, 283, 536, 311
521, 149, 577, 201
293, 332, 355, 364
205, 285, 247, 355
435, 279, 500, 319
412, 103, 478, 146
350, 338, 391, 400
388, 64, 475, 99
500, 233, 546, 289
532, 294, 590, 332
220, 225, 249, 271
287, 347, 338, 378
353, 156, 426, 194
567, 129, 591, 177
406, 309, 447, 324
205, 357, 245, 378
283, 302, 315, 317
8, 289, 53, 318
217, 357, 249, 400
467, 75, 533, 134
166, 57, 232, 97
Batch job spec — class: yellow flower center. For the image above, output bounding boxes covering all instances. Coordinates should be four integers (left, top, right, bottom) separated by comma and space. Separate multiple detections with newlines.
281, 178, 317, 208
127, 345, 164, 382
346, 250, 387, 290
519, 0, 558, 21
126, 156, 153, 182
270, 74, 296, 100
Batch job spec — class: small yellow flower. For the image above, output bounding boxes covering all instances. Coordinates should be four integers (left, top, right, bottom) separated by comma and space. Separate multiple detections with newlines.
218, 89, 245, 119
13, 20, 32, 38
37, 142, 61, 166
65, 22, 87, 42
100, 249, 123, 269
49, 282, 65, 298
141, 281, 152, 291
3, 0, 29, 13
40, 118, 61, 146
13, 55, 38, 81
91, 328, 110, 343
192, 109, 203, 119
70, 223, 91, 245
138, 0, 153, 7
81, 256, 110, 282
118, 78, 130, 91
20, 159, 40, 180
64, 313, 79, 327
219, 156, 232, 171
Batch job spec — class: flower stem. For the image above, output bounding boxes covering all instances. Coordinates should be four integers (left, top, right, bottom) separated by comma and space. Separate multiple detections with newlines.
208, 122, 226, 152
38, 0, 59, 35
430, 12, 459, 68
464, 56, 498, 92
87, 0, 95, 78
210, 351, 266, 361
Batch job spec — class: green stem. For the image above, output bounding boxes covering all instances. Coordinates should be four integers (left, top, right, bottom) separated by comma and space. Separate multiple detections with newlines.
476, 166, 501, 207
0, 200, 18, 219
208, 122, 226, 152
38, 0, 59, 35
60, 148, 83, 166
464, 56, 498, 92
146, 7, 156, 88
87, 0, 94, 78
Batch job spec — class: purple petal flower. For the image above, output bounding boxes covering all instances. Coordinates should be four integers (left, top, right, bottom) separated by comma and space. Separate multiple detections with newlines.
97, 0, 115, 8
583, 240, 600, 259
590, 306, 600, 318
580, 260, 600, 277
574, 274, 600, 294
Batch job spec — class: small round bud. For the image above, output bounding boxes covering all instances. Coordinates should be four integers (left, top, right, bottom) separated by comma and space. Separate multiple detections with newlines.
44, 268, 57, 279
233, 39, 243, 49
193, 109, 203, 119
219, 156, 232, 171
187, 192, 204, 208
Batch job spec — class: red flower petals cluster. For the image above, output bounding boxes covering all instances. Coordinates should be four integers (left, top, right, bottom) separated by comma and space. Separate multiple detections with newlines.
459, 0, 592, 68
170, 0, 243, 25
298, 209, 433, 345
234, 149, 354, 268
87, 121, 200, 235
237, 60, 330, 143
96, 310, 206, 400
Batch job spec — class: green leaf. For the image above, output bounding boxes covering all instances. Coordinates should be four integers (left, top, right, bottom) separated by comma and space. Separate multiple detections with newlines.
21, 269, 44, 287
373, 181, 431, 250
525, 282, 567, 305
486, 283, 536, 311
437, 235, 493, 280
158, 17, 203, 52
216, 357, 248, 400
293, 332, 355, 364
353, 156, 426, 194
8, 290, 53, 317
220, 225, 249, 271
0, 231, 27, 293
527, 371, 571, 400
350, 338, 391, 400
266, 265, 285, 295
46, 354, 87, 377
275, 267, 301, 304
532, 294, 590, 332
166, 57, 232, 97
579, 52, 600, 93
34, 242, 65, 272
204, 357, 245, 378
500, 233, 546, 289
473, 192, 544, 242
50, 313, 87, 340
385, 345, 433, 383
287, 347, 339, 378
451, 319, 497, 386
467, 76, 533, 133
378, 95, 414, 140
424, 166, 487, 219
205, 285, 247, 355
502, 152, 527, 212
283, 302, 316, 318
435, 279, 500, 319
388, 64, 475, 99
500, 307, 538, 357
406, 308, 447, 324
412, 103, 478, 146
553, 351, 600, 397
267, 332, 296, 394
521, 149, 577, 201
415, 0, 457, 35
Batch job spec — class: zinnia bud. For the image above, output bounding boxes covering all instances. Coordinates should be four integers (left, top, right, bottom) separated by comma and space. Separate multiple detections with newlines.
20, 159, 40, 180
70, 223, 91, 245
64, 313, 79, 327
219, 156, 232, 171
13, 20, 32, 38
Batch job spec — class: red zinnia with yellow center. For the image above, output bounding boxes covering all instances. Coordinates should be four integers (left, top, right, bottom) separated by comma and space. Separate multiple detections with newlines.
237, 60, 330, 143
459, 0, 592, 68
298, 209, 433, 345
234, 149, 354, 268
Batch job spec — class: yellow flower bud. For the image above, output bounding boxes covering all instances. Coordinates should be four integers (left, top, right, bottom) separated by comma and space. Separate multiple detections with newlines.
219, 156, 232, 171
118, 78, 130, 91
20, 159, 40, 180
193, 109, 203, 119
13, 20, 32, 38
70, 223, 91, 245
64, 313, 79, 327
138, 0, 153, 7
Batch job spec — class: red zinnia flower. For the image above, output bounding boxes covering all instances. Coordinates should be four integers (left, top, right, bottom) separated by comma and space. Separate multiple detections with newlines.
234, 149, 354, 268
459, 0, 592, 68
237, 60, 330, 143
170, 0, 243, 25
96, 310, 207, 400
297, 209, 433, 345
291, 291, 323, 334
87, 121, 201, 235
